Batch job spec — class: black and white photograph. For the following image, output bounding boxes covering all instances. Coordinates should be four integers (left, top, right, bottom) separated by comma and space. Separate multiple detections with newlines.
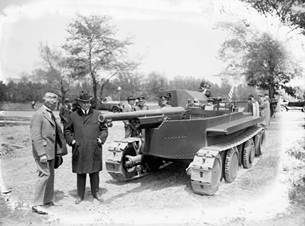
1, 0, 305, 225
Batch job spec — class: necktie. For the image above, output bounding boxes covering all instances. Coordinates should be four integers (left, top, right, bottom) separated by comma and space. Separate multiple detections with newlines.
49, 111, 62, 149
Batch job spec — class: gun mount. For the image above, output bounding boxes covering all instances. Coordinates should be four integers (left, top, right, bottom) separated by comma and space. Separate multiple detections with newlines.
102, 89, 265, 195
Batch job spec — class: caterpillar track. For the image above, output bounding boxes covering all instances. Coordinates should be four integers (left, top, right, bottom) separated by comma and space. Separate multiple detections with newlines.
187, 126, 264, 195
100, 89, 267, 196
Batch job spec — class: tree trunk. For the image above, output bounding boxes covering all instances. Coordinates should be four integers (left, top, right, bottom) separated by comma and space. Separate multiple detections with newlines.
99, 80, 109, 99
268, 85, 275, 98
60, 79, 65, 104
91, 73, 97, 101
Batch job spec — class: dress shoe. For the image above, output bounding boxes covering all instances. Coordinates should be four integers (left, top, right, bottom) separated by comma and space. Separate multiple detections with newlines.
75, 197, 83, 205
32, 205, 48, 215
93, 193, 103, 202
1, 190, 11, 195
1, 187, 12, 194
45, 201, 61, 207
45, 201, 55, 206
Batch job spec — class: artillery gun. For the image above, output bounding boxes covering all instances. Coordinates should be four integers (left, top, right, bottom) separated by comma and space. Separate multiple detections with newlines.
99, 89, 265, 195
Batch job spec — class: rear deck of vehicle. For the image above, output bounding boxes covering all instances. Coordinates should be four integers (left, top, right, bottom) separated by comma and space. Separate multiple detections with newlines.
143, 109, 261, 160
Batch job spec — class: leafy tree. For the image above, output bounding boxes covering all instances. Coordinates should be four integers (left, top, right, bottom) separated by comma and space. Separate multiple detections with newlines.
244, 0, 305, 33
63, 15, 134, 101
110, 72, 143, 100
218, 22, 301, 97
169, 76, 202, 91
0, 81, 7, 101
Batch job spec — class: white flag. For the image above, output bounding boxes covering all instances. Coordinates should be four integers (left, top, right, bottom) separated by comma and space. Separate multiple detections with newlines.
228, 86, 234, 101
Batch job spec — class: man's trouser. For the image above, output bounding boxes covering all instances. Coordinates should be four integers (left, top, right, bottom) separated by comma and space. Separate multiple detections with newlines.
76, 172, 99, 199
33, 159, 55, 206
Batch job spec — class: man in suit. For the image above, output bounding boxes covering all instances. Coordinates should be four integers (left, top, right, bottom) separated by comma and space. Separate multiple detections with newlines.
30, 92, 67, 214
64, 92, 108, 204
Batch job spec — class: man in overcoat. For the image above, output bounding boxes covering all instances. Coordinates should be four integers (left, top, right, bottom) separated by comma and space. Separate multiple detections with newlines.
64, 92, 108, 204
30, 92, 67, 214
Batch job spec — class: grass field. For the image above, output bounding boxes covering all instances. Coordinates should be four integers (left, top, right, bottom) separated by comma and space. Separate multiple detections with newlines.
0, 102, 42, 111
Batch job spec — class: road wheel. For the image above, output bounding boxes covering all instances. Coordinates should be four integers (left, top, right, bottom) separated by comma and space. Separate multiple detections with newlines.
192, 154, 222, 196
112, 106, 121, 113
254, 134, 262, 156
242, 139, 255, 169
224, 148, 239, 183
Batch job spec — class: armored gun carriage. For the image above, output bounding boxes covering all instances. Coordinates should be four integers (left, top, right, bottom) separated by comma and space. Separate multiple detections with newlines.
100, 89, 265, 195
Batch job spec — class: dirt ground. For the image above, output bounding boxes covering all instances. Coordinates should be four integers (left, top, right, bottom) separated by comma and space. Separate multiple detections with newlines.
0, 110, 305, 226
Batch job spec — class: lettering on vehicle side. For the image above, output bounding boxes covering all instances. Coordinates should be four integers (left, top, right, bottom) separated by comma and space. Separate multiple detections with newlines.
163, 136, 187, 140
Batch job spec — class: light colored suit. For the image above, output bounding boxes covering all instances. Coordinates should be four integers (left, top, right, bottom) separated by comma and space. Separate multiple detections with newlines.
30, 105, 67, 205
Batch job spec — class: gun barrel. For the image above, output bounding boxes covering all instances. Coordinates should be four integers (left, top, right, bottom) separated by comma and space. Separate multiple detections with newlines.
99, 107, 186, 122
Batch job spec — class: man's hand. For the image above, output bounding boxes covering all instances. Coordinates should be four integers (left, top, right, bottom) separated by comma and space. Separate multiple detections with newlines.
97, 138, 102, 146
71, 140, 79, 148
39, 155, 48, 163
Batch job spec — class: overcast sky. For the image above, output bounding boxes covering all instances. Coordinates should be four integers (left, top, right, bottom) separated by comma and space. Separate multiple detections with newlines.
1, 0, 305, 85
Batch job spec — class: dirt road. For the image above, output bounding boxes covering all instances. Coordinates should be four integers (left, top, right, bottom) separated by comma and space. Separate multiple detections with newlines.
0, 110, 305, 225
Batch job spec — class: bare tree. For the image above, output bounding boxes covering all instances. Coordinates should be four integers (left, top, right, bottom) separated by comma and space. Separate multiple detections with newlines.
34, 44, 71, 103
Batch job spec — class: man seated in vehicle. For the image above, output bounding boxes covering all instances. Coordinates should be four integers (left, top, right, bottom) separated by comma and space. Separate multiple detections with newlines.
123, 96, 137, 137
158, 95, 171, 108
135, 96, 149, 111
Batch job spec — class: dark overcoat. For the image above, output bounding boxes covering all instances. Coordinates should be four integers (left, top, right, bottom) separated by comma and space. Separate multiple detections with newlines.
64, 108, 108, 174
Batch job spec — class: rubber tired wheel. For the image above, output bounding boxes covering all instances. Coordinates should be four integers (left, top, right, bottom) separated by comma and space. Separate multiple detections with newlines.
254, 134, 262, 156
224, 148, 239, 183
112, 106, 121, 113
197, 154, 222, 195
242, 139, 255, 169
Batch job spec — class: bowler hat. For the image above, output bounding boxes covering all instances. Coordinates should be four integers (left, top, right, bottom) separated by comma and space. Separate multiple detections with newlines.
77, 92, 92, 102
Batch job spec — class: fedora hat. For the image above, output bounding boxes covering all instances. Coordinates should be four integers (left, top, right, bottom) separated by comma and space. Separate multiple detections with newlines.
137, 96, 145, 101
77, 92, 92, 102
159, 95, 168, 100
127, 96, 136, 101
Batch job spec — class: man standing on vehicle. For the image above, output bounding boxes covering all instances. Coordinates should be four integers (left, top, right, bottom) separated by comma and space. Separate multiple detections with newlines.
264, 94, 271, 126
247, 95, 260, 117
30, 92, 67, 214
64, 92, 108, 204
259, 94, 269, 127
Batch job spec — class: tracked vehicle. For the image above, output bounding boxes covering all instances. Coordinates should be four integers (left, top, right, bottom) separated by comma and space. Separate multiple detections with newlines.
100, 89, 265, 195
